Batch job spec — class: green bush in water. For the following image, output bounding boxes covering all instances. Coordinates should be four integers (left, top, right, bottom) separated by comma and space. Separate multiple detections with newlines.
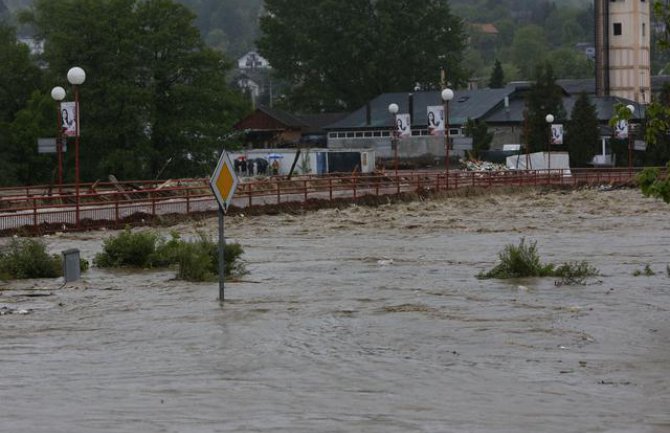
633, 264, 655, 277
94, 228, 245, 281
478, 238, 554, 279
478, 238, 599, 284
0, 238, 62, 279
172, 232, 245, 282
553, 261, 600, 285
94, 228, 161, 268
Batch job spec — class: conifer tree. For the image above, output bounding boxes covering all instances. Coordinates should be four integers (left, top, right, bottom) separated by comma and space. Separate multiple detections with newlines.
565, 92, 599, 167
523, 62, 565, 154
489, 59, 504, 88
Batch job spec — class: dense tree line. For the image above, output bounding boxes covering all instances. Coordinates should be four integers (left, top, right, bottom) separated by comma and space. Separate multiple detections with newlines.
0, 0, 249, 186
258, 0, 466, 112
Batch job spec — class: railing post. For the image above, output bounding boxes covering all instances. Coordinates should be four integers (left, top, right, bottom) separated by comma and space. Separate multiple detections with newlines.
455, 172, 459, 190
115, 197, 120, 225
277, 182, 281, 204
396, 172, 400, 195
186, 187, 191, 214
435, 173, 440, 192
248, 186, 253, 208
376, 175, 380, 196
304, 180, 308, 202
75, 190, 80, 228
352, 176, 358, 201
32, 197, 38, 231
329, 177, 333, 202
151, 192, 156, 217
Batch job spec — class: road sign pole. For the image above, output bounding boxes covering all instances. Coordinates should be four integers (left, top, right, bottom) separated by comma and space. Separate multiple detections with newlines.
210, 150, 239, 302
218, 205, 225, 301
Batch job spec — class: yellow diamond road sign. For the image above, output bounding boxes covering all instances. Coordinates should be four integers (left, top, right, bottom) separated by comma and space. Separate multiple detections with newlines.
210, 151, 239, 212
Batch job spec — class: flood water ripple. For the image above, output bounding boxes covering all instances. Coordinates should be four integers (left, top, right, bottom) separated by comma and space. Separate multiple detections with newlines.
1, 188, 669, 433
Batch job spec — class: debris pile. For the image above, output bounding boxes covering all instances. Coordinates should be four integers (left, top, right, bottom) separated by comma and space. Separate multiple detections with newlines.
459, 159, 509, 172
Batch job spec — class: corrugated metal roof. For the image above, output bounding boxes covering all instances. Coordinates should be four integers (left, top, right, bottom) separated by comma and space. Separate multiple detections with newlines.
325, 87, 516, 130
483, 94, 644, 124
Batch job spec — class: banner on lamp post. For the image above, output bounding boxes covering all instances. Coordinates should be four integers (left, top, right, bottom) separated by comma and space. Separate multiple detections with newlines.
395, 113, 411, 139
614, 119, 628, 139
427, 106, 444, 136
61, 101, 78, 137
551, 124, 564, 145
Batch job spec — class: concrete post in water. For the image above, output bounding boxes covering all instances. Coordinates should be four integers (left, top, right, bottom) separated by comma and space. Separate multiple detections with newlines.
62, 248, 81, 283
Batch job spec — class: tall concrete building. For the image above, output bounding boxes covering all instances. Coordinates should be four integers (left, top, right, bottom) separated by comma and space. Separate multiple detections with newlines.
595, 0, 651, 103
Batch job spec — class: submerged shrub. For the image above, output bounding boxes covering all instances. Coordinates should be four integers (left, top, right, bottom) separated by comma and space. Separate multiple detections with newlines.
174, 233, 218, 282
94, 228, 160, 268
633, 264, 655, 277
553, 261, 600, 285
478, 238, 599, 285
478, 238, 554, 279
173, 232, 245, 282
94, 228, 245, 281
0, 238, 62, 279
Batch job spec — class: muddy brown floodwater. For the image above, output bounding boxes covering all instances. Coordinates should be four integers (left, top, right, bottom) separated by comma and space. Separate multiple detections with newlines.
1, 187, 669, 433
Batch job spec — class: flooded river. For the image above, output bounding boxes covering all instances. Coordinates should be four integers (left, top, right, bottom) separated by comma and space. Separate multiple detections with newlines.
1, 187, 669, 433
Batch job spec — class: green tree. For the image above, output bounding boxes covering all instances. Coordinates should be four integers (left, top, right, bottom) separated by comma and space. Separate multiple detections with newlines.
565, 92, 599, 167
489, 59, 504, 88
22, 0, 249, 182
644, 83, 670, 165
0, 23, 45, 186
0, 23, 42, 124
509, 25, 548, 79
464, 118, 493, 159
523, 62, 565, 154
257, 0, 467, 111
643, 3, 670, 167
546, 48, 594, 80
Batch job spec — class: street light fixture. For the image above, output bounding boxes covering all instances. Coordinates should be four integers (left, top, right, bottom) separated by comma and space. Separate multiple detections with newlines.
626, 104, 635, 172
67, 66, 86, 226
545, 113, 554, 177
388, 103, 399, 176
441, 88, 454, 189
50, 86, 66, 193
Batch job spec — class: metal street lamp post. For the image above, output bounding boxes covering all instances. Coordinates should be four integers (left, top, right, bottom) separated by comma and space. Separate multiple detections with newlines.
388, 103, 399, 177
441, 88, 454, 189
50, 86, 66, 194
545, 113, 554, 178
626, 104, 635, 172
67, 67, 86, 226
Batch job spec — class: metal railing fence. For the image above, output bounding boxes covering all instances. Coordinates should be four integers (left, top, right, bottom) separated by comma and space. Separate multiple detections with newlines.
0, 167, 651, 235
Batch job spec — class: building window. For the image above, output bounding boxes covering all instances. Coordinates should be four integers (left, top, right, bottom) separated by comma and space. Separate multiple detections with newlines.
613, 23, 622, 36
642, 23, 646, 37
